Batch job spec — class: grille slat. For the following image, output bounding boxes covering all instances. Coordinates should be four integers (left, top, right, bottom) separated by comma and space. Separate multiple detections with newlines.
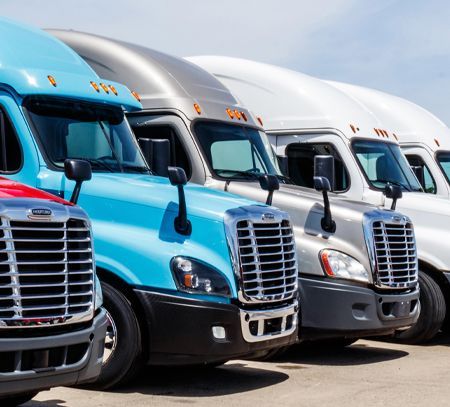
0, 218, 94, 325
372, 220, 418, 289
236, 219, 297, 302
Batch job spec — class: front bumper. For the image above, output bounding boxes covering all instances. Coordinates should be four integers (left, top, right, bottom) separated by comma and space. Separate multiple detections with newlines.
298, 276, 420, 340
0, 309, 107, 397
134, 289, 298, 365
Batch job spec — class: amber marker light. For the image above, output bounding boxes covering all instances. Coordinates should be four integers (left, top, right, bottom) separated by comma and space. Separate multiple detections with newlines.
257, 116, 264, 126
226, 108, 234, 119
47, 75, 57, 87
90, 81, 100, 92
193, 103, 202, 115
435, 138, 441, 147
131, 91, 141, 101
241, 111, 248, 121
393, 133, 399, 141
99, 83, 110, 94
374, 128, 380, 136
109, 85, 118, 96
234, 110, 242, 120
350, 124, 356, 133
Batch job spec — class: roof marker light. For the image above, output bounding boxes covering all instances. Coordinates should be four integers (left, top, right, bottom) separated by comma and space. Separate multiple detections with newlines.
435, 138, 441, 147
374, 128, 380, 136
47, 75, 57, 87
350, 124, 356, 133
257, 116, 263, 126
193, 103, 202, 115
393, 133, 399, 141
241, 112, 248, 121
109, 85, 118, 96
226, 108, 234, 119
90, 81, 100, 92
131, 91, 141, 102
234, 110, 242, 120
382, 130, 389, 138
100, 83, 110, 94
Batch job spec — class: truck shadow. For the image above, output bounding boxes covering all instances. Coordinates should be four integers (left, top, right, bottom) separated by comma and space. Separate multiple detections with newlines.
269, 341, 409, 366
114, 363, 289, 397
27, 400, 66, 407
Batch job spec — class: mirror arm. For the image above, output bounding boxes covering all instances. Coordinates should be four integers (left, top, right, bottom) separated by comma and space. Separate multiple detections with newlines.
174, 184, 192, 235
70, 181, 83, 205
321, 190, 336, 233
266, 190, 274, 206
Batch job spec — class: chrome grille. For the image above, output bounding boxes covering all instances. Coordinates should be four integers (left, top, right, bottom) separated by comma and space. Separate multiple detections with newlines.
236, 219, 297, 302
0, 217, 94, 325
372, 220, 418, 289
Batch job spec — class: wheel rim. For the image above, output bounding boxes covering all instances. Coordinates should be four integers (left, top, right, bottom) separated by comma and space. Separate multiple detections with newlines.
103, 309, 118, 366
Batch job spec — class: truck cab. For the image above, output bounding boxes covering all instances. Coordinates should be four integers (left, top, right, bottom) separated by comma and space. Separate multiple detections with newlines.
326, 81, 450, 199
0, 19, 299, 390
189, 56, 450, 344
52, 31, 420, 347
0, 176, 106, 405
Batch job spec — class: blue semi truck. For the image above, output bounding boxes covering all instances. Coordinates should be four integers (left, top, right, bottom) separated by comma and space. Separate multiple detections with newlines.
0, 18, 299, 390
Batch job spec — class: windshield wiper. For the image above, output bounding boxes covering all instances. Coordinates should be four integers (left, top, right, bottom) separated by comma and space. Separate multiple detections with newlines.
70, 157, 116, 173
120, 164, 151, 174
276, 174, 293, 184
372, 179, 412, 192
215, 169, 261, 180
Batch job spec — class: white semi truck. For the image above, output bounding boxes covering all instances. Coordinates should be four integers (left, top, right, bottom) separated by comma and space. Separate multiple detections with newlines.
189, 56, 450, 343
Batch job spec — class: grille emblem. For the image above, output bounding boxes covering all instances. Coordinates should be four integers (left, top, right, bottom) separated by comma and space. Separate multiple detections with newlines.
28, 208, 53, 220
261, 213, 275, 222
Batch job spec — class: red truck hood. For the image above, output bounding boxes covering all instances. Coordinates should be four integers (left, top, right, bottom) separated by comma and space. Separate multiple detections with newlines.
0, 177, 72, 205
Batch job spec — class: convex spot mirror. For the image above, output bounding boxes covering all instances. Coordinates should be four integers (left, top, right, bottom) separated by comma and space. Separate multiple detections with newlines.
259, 174, 279, 205
383, 184, 403, 210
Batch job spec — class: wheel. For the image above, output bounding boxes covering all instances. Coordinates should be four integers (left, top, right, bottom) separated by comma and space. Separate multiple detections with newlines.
83, 282, 142, 390
0, 392, 38, 406
394, 271, 445, 344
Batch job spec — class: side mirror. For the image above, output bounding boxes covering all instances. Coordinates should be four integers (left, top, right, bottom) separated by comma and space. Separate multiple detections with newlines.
384, 184, 403, 210
259, 174, 279, 205
168, 166, 191, 235
138, 138, 170, 177
411, 165, 425, 189
64, 159, 92, 204
313, 155, 336, 233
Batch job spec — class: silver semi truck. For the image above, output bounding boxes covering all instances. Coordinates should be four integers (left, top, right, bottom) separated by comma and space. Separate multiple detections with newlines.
52, 30, 421, 346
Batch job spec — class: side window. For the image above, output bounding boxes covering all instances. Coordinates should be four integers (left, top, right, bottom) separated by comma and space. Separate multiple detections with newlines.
0, 108, 22, 173
131, 124, 191, 178
286, 143, 349, 192
406, 154, 436, 194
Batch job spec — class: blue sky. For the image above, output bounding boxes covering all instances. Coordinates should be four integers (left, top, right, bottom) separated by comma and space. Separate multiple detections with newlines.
1, 0, 449, 124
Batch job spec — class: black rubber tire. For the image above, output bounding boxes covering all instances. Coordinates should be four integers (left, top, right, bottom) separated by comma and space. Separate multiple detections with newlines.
394, 271, 446, 344
85, 282, 142, 390
0, 392, 38, 406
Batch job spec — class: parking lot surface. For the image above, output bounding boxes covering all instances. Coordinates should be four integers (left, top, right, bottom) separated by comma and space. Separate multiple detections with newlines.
27, 335, 450, 407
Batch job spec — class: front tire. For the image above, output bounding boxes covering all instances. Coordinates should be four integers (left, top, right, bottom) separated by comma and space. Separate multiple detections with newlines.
394, 271, 445, 344
85, 282, 142, 390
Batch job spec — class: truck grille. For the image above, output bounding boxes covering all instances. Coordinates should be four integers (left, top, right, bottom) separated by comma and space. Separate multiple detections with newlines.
0, 218, 94, 325
372, 220, 418, 289
236, 219, 297, 302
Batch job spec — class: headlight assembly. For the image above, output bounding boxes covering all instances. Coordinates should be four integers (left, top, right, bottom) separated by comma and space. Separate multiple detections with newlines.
320, 249, 370, 283
170, 256, 232, 297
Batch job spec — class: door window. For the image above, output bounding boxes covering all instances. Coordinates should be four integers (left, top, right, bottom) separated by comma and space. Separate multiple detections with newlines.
0, 108, 22, 173
285, 143, 349, 191
405, 154, 436, 194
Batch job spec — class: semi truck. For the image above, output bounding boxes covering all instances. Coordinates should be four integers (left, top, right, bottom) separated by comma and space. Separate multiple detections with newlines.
188, 56, 450, 343
52, 31, 420, 348
324, 80, 450, 333
0, 19, 299, 390
0, 174, 106, 405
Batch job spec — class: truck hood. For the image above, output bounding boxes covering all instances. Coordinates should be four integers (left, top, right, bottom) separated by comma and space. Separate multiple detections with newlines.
65, 173, 265, 223
0, 177, 71, 204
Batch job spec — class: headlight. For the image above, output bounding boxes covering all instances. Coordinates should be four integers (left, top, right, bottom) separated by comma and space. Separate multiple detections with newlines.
94, 275, 103, 310
320, 249, 370, 283
170, 256, 232, 297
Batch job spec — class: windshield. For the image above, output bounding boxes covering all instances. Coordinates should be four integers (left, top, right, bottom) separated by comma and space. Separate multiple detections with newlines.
352, 140, 422, 192
436, 151, 450, 185
193, 122, 288, 182
24, 97, 150, 174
